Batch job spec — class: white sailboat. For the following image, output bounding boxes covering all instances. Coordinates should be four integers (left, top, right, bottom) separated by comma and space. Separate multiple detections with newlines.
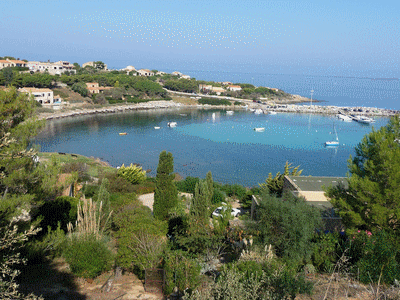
325, 125, 339, 146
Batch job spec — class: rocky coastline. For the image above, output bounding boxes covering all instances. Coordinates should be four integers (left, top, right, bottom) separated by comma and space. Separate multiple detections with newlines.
37, 99, 398, 121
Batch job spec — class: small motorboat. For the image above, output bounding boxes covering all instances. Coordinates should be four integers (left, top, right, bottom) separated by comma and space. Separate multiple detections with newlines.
167, 122, 177, 127
254, 127, 265, 132
119, 132, 127, 136
268, 111, 277, 115
226, 110, 234, 115
254, 109, 263, 115
354, 115, 375, 124
337, 114, 352, 122
154, 126, 161, 129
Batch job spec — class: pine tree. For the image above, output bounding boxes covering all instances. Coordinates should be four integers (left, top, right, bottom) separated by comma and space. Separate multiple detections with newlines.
153, 151, 178, 220
259, 161, 302, 197
327, 116, 400, 234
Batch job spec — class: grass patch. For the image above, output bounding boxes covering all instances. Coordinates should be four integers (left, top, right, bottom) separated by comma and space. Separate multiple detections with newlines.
38, 152, 114, 178
53, 89, 70, 99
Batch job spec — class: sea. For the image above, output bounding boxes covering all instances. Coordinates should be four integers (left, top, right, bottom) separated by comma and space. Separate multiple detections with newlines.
34, 107, 391, 187
160, 69, 400, 110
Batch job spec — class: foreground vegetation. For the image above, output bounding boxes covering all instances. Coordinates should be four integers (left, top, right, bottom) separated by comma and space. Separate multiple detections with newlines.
1, 87, 400, 299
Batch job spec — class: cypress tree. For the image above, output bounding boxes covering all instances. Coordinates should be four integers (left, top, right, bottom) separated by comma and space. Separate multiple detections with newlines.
190, 180, 210, 223
153, 151, 178, 220
206, 171, 214, 202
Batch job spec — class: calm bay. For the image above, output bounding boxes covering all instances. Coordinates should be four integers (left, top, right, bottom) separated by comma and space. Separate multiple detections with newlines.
34, 108, 390, 187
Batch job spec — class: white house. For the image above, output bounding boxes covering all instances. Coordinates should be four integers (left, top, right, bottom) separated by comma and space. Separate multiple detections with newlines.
0, 59, 27, 69
137, 69, 154, 76
19, 87, 54, 105
171, 71, 183, 76
27, 61, 76, 75
227, 85, 242, 92
181, 74, 191, 79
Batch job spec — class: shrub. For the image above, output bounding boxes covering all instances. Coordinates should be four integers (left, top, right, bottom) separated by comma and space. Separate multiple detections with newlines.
356, 230, 400, 284
176, 176, 200, 194
164, 250, 201, 295
311, 232, 340, 272
103, 171, 135, 193
62, 161, 90, 182
198, 98, 231, 106
63, 234, 114, 279
221, 184, 247, 200
130, 180, 156, 195
117, 163, 146, 184
38, 196, 79, 233
114, 202, 168, 278
211, 188, 226, 204
249, 191, 322, 266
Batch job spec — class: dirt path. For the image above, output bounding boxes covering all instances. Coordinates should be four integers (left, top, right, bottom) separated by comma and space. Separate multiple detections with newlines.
138, 192, 192, 211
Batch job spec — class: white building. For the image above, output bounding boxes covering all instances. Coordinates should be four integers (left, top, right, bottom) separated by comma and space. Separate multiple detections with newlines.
19, 87, 54, 105
137, 69, 154, 76
27, 60, 76, 75
0, 59, 27, 69
227, 85, 242, 92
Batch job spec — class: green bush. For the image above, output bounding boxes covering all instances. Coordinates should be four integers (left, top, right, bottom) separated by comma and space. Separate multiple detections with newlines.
103, 171, 135, 193
63, 235, 114, 279
114, 202, 168, 278
249, 191, 322, 266
82, 184, 99, 198
198, 98, 231, 106
356, 230, 400, 284
211, 188, 226, 204
130, 180, 156, 195
109, 192, 139, 211
263, 262, 313, 299
221, 184, 247, 200
38, 196, 79, 233
311, 233, 340, 272
176, 176, 200, 194
117, 163, 146, 185
163, 250, 201, 295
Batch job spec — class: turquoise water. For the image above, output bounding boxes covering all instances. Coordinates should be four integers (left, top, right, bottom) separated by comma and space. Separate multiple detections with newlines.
34, 108, 389, 187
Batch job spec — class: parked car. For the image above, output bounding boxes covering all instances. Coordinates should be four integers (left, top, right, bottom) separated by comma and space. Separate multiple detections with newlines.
212, 206, 241, 218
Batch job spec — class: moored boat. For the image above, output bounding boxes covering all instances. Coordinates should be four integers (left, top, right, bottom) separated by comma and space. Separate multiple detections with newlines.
226, 110, 234, 115
167, 122, 177, 127
254, 127, 265, 132
119, 132, 127, 135
325, 125, 339, 147
337, 114, 352, 122
354, 115, 375, 124
254, 109, 263, 115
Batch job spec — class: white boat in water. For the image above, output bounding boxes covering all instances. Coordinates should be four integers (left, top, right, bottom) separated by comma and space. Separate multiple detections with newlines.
226, 110, 234, 115
268, 111, 277, 115
254, 109, 263, 115
325, 125, 339, 147
167, 122, 177, 127
154, 126, 161, 129
354, 115, 375, 124
254, 127, 265, 132
337, 114, 352, 122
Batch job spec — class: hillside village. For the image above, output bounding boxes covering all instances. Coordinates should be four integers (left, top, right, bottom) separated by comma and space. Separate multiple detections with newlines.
0, 56, 308, 112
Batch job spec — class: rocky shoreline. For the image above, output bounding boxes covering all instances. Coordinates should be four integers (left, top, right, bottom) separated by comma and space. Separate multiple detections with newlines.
37, 99, 398, 121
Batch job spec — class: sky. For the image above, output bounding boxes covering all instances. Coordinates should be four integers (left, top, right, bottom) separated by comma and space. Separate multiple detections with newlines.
1, 0, 399, 78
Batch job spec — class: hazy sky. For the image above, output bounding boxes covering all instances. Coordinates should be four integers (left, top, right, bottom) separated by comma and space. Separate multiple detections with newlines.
1, 0, 399, 77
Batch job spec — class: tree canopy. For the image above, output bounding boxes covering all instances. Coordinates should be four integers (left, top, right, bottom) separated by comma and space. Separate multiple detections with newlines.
326, 115, 400, 234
